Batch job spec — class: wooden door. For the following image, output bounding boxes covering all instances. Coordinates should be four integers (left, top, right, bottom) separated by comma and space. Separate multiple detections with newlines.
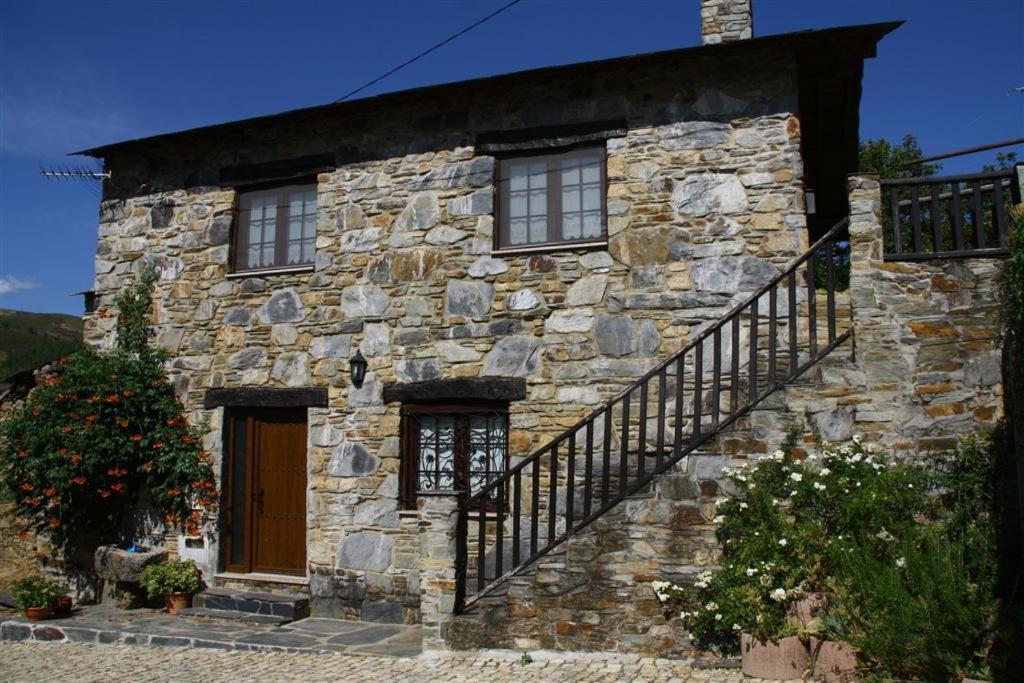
224, 409, 307, 575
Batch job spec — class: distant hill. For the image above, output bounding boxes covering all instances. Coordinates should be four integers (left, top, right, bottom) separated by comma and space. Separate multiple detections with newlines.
0, 309, 84, 382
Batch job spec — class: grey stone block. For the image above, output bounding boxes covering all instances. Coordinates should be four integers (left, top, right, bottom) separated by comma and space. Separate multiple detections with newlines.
257, 288, 305, 324
359, 601, 405, 624
337, 531, 394, 572
1, 622, 31, 641
329, 441, 380, 477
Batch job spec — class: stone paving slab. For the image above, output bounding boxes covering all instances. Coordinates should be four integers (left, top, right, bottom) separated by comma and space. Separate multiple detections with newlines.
0, 604, 421, 658
1, 641, 758, 682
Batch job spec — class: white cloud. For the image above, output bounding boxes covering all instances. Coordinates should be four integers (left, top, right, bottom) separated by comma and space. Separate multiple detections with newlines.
0, 275, 38, 296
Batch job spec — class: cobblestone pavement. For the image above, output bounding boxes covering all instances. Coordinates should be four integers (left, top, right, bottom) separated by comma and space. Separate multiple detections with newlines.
0, 641, 753, 682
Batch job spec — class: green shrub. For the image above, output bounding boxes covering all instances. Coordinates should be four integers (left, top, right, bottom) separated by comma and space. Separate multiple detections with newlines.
0, 273, 218, 546
670, 431, 929, 651
11, 575, 67, 609
656, 428, 1000, 677
139, 557, 203, 598
825, 527, 995, 681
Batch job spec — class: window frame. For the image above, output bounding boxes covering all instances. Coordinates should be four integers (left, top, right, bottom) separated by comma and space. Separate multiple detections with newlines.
231, 179, 318, 275
494, 143, 608, 253
399, 401, 510, 510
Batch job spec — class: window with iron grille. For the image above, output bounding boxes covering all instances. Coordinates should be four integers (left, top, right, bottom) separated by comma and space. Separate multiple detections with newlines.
233, 182, 317, 273
495, 145, 607, 251
400, 403, 509, 508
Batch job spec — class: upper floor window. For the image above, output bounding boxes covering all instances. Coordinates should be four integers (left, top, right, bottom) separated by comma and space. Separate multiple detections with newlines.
233, 183, 316, 273
496, 145, 606, 251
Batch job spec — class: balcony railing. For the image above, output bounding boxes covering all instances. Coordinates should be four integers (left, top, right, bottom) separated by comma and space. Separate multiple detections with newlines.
881, 169, 1019, 261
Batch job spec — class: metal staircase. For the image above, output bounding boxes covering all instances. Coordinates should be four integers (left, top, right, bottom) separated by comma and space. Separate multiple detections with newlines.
453, 217, 854, 613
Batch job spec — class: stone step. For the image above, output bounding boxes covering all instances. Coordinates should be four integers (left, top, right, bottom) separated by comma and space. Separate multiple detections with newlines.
194, 587, 310, 621
176, 607, 292, 626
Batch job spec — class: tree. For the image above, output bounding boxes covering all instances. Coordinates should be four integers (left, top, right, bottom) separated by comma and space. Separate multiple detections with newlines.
859, 134, 941, 179
0, 272, 217, 548
983, 151, 1019, 173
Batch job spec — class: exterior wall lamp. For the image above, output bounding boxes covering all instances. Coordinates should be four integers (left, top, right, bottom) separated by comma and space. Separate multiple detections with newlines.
349, 350, 368, 389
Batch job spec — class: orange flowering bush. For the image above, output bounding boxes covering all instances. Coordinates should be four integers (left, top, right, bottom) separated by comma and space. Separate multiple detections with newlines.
0, 272, 217, 546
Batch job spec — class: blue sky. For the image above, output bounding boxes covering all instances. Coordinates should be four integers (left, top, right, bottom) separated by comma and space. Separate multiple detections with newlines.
1, 0, 1021, 315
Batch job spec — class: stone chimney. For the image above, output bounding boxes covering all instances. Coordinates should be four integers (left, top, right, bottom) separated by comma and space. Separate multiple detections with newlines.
701, 0, 753, 45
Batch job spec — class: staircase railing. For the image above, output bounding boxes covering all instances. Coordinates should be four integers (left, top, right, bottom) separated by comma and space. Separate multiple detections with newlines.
454, 217, 854, 612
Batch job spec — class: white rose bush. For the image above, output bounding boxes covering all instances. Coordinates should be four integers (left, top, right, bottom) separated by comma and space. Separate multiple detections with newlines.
652, 427, 931, 651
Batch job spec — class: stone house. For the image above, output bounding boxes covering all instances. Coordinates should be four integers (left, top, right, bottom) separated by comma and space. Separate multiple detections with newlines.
76, 0, 1010, 655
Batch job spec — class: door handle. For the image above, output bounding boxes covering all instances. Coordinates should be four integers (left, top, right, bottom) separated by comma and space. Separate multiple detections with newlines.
257, 489, 265, 515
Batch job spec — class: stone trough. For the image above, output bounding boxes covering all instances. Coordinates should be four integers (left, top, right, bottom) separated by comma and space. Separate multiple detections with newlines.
94, 545, 168, 608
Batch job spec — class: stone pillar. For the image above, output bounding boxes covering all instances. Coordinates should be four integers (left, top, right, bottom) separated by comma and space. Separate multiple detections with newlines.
846, 173, 908, 451
417, 492, 465, 651
700, 0, 753, 45
847, 173, 883, 299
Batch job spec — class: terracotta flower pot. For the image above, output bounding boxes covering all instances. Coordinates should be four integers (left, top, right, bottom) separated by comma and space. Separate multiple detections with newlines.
788, 592, 826, 628
810, 637, 860, 682
164, 592, 192, 615
741, 633, 809, 680
24, 606, 53, 621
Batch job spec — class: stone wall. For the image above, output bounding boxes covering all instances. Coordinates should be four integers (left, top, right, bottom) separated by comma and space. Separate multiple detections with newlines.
778, 175, 1003, 454
0, 502, 38, 593
437, 174, 1005, 655
85, 46, 806, 624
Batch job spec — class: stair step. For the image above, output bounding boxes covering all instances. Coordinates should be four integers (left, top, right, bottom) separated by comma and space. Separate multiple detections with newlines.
194, 587, 310, 621
177, 606, 292, 626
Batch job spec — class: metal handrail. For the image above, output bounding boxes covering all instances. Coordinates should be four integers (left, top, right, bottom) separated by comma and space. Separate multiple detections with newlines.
461, 217, 849, 510
454, 216, 855, 611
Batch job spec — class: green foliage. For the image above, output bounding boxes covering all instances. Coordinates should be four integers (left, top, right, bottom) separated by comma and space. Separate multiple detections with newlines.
11, 575, 67, 609
992, 205, 1024, 681
518, 652, 534, 666
933, 434, 996, 542
825, 436, 998, 681
0, 276, 217, 547
998, 208, 1024, 352
139, 557, 203, 598
813, 242, 851, 293
115, 270, 156, 356
982, 151, 1019, 173
826, 528, 995, 681
859, 134, 940, 179
656, 430, 1000, 677
670, 431, 929, 651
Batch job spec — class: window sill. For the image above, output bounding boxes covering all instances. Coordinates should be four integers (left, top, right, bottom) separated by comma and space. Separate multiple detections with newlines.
226, 265, 315, 279
491, 239, 609, 257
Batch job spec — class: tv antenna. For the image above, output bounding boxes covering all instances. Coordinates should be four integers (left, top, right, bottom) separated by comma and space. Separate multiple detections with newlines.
39, 166, 111, 181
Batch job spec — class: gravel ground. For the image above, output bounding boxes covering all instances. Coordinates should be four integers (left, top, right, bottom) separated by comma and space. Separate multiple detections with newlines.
0, 640, 754, 682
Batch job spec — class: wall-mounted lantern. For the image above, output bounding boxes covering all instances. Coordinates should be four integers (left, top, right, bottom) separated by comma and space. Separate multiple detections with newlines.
349, 350, 368, 389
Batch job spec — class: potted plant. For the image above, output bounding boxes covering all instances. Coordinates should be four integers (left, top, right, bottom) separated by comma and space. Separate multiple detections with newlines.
139, 557, 203, 615
12, 575, 67, 621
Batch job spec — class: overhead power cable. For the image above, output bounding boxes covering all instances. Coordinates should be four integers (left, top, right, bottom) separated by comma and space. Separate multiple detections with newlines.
332, 0, 524, 104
